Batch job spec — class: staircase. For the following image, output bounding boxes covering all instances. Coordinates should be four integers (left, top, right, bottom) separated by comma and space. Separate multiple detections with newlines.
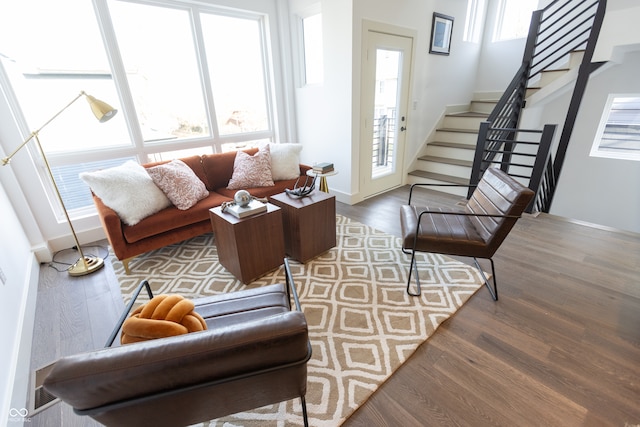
408, 0, 607, 211
407, 101, 496, 197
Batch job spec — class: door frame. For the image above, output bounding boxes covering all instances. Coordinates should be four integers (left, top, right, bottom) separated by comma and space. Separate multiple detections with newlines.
359, 20, 416, 200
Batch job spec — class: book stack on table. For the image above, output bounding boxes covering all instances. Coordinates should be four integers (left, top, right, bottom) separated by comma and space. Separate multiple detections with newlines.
313, 162, 334, 174
225, 199, 267, 219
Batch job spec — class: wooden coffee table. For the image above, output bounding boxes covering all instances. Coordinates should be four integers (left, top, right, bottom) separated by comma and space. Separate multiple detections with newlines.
269, 190, 336, 263
209, 203, 285, 283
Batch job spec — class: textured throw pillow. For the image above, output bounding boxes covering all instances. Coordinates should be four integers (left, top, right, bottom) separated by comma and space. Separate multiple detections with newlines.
227, 145, 275, 190
80, 160, 171, 226
147, 159, 209, 210
269, 143, 302, 180
121, 294, 207, 344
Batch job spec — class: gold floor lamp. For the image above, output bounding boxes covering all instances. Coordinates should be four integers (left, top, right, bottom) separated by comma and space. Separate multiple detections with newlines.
2, 91, 117, 276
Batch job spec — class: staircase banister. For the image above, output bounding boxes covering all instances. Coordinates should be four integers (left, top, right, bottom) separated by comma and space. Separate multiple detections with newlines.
487, 63, 529, 124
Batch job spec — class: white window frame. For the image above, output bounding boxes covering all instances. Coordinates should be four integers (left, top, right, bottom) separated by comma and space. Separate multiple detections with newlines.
590, 94, 640, 162
0, 0, 293, 220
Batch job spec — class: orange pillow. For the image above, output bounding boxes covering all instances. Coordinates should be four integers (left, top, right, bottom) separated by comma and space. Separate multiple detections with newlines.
121, 294, 207, 344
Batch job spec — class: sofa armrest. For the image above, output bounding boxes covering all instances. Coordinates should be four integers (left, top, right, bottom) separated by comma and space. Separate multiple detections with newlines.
43, 310, 310, 412
92, 194, 127, 259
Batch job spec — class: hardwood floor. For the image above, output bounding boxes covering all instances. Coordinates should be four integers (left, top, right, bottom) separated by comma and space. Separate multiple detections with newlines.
28, 186, 640, 426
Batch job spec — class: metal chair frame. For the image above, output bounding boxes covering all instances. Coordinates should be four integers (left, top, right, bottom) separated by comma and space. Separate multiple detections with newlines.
101, 258, 311, 427
402, 183, 524, 301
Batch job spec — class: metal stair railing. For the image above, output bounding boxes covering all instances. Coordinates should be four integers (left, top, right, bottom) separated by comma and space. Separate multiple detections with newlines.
470, 122, 556, 213
472, 0, 607, 212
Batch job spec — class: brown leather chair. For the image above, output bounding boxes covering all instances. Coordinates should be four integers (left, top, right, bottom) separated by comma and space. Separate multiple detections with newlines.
43, 259, 311, 427
400, 167, 535, 300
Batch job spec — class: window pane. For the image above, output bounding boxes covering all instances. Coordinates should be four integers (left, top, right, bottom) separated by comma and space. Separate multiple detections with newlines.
592, 96, 640, 160
494, 0, 537, 41
109, 1, 209, 142
53, 157, 136, 210
303, 13, 324, 85
201, 13, 269, 135
0, 0, 129, 153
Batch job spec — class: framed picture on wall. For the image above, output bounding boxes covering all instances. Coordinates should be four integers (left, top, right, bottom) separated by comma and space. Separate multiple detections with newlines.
429, 12, 454, 55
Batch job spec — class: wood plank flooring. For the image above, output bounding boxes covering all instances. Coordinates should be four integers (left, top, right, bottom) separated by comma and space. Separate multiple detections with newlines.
28, 186, 640, 426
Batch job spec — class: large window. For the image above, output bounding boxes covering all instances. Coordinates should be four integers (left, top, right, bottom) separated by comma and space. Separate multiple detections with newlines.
464, 0, 486, 43
0, 0, 281, 216
301, 12, 324, 85
590, 95, 640, 161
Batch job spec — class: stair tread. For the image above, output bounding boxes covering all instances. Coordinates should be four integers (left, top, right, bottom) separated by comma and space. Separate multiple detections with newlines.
430, 141, 475, 150
418, 155, 473, 167
408, 170, 470, 185
438, 127, 479, 134
446, 111, 489, 118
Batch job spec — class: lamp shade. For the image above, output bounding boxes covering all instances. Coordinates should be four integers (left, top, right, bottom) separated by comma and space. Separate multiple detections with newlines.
86, 95, 118, 123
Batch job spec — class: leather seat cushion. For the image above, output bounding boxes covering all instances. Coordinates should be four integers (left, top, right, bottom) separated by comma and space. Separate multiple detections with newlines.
400, 205, 492, 258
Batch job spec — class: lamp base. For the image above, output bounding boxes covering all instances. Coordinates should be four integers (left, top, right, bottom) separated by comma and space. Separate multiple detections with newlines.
68, 255, 105, 277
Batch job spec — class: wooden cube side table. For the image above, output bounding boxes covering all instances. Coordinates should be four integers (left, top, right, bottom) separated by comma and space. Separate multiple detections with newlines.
209, 203, 285, 283
270, 191, 336, 263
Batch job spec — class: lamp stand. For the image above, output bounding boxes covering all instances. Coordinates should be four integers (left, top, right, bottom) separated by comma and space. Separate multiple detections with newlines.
33, 134, 105, 276
1, 91, 116, 276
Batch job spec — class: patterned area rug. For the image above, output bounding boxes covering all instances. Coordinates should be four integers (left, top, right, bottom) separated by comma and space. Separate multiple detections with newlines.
111, 215, 485, 426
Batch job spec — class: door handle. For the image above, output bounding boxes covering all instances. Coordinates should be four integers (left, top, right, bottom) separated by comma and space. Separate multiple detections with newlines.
400, 126, 406, 132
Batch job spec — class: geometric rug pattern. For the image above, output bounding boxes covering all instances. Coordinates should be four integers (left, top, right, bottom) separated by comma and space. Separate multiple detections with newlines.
111, 215, 484, 426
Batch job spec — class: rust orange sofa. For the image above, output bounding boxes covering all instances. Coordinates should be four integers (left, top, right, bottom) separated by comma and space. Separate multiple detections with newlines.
92, 148, 311, 273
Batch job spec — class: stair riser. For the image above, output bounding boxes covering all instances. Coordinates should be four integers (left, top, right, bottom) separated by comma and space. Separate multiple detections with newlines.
442, 115, 486, 131
406, 175, 468, 197
569, 50, 585, 68
435, 130, 478, 145
416, 160, 471, 178
470, 101, 497, 114
539, 70, 566, 87
426, 145, 475, 161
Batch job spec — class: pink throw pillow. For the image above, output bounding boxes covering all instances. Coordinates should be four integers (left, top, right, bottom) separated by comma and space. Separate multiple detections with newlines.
227, 145, 275, 190
147, 159, 209, 210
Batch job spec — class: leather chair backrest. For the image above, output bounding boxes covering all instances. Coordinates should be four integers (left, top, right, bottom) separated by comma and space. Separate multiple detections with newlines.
465, 167, 535, 254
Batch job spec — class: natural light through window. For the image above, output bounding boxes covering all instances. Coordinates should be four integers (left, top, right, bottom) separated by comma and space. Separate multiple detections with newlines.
591, 95, 640, 161
201, 13, 270, 135
302, 13, 324, 85
464, 0, 486, 43
109, 1, 209, 142
0, 0, 280, 214
494, 0, 538, 41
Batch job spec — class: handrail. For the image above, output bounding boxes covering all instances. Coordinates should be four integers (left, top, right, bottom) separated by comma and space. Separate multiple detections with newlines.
473, 0, 606, 213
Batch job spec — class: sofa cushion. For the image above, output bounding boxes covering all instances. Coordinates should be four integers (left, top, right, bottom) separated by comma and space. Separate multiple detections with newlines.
123, 192, 230, 244
147, 159, 209, 210
227, 145, 275, 190
269, 143, 303, 180
80, 160, 171, 226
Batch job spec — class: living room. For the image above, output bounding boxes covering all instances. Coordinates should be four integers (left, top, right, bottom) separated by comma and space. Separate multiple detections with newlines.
1, 0, 639, 425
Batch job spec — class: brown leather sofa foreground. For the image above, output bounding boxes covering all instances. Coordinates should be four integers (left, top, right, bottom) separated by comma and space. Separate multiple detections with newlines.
93, 148, 311, 272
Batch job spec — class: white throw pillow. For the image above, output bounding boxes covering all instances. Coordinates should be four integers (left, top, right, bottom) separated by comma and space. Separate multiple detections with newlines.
80, 160, 171, 226
269, 143, 302, 180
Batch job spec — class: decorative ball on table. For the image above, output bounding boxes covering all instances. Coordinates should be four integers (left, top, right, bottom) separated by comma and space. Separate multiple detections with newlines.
234, 189, 252, 207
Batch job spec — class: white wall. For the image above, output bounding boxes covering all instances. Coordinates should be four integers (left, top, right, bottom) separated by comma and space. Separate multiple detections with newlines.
474, 0, 527, 93
0, 173, 39, 423
543, 48, 640, 233
292, 0, 485, 203
288, 0, 354, 202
